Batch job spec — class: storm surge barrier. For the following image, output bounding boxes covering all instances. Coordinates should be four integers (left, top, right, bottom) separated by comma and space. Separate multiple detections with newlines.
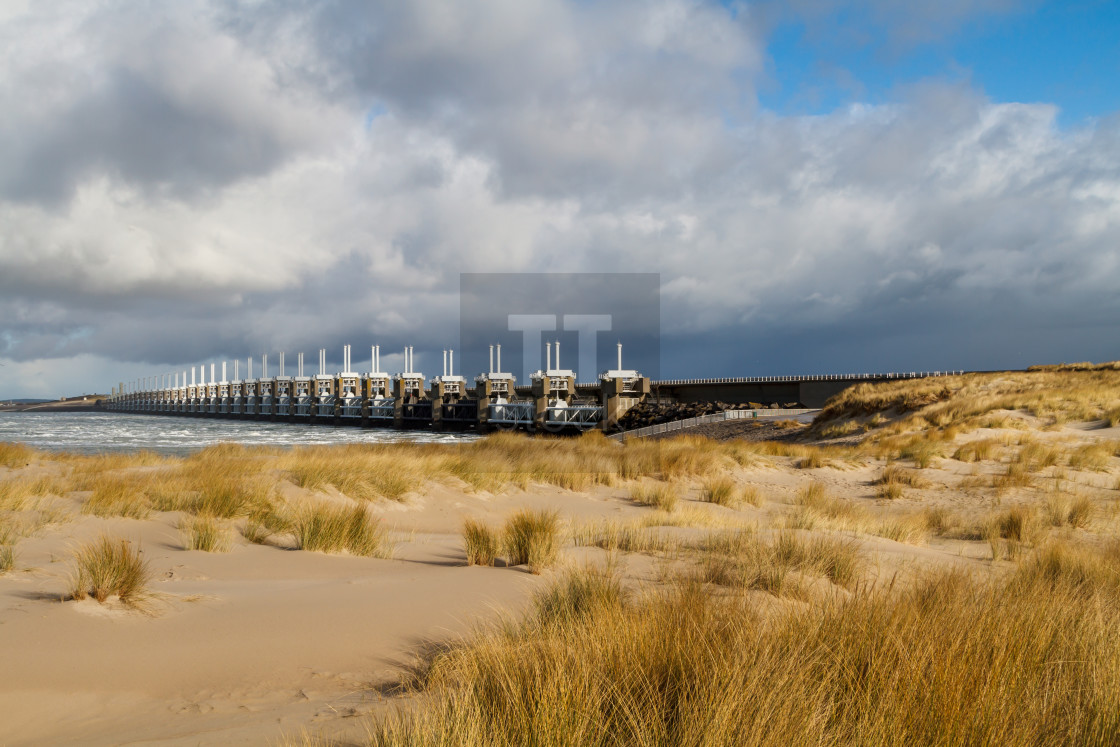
106, 343, 962, 434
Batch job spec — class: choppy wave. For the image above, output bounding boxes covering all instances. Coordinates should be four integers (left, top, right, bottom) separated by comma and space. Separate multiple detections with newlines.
0, 412, 477, 455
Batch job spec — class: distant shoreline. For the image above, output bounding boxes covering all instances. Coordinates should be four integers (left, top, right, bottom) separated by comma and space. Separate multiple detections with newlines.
0, 402, 105, 413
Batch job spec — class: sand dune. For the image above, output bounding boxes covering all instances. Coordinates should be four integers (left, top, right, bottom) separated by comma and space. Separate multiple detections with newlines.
2, 396, 1119, 743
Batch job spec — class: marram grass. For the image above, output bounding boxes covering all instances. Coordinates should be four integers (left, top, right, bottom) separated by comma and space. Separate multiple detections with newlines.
462, 518, 499, 566
293, 503, 391, 558
69, 535, 152, 606
371, 540, 1120, 747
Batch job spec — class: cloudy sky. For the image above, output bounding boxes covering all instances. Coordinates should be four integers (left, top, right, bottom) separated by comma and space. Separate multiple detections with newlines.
1, 0, 1118, 397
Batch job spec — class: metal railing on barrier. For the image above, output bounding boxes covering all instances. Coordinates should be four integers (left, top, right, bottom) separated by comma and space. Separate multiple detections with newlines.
609, 408, 816, 442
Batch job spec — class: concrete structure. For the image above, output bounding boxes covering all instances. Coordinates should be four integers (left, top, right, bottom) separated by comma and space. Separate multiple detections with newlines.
105, 343, 963, 433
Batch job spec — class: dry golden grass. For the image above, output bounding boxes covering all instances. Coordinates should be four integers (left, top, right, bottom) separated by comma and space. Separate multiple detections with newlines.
0, 442, 36, 469
82, 474, 151, 519
180, 515, 233, 552
789, 482, 865, 530
994, 462, 1034, 490
533, 563, 630, 626
698, 529, 862, 593
984, 507, 1042, 560
953, 438, 1000, 463
241, 501, 293, 545
462, 518, 499, 566
0, 474, 71, 511
69, 535, 152, 607
0, 542, 14, 574
1015, 440, 1065, 471
1045, 492, 1094, 529
371, 534, 1120, 747
817, 364, 1120, 431
700, 476, 744, 507
293, 503, 391, 558
873, 464, 930, 501
629, 482, 681, 512
571, 520, 680, 555
502, 510, 561, 573
1068, 443, 1114, 471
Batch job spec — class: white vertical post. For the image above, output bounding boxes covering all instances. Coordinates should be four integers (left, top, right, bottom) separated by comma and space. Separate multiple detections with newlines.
618, 342, 622, 371
450, 349, 454, 376
235, 360, 239, 380
497, 344, 501, 373
210, 363, 215, 384
443, 350, 447, 377
555, 341, 560, 371
546, 342, 551, 372
489, 345, 494, 374
248, 357, 252, 380
222, 361, 227, 382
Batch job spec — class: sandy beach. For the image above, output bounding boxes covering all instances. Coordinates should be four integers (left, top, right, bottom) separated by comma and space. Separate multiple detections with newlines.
3, 368, 1120, 744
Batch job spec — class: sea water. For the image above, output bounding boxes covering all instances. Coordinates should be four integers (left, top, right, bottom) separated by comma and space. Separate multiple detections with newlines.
0, 411, 477, 455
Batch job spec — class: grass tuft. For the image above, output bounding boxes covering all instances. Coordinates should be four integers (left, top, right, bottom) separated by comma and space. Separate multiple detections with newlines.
0, 442, 35, 469
69, 535, 152, 606
0, 543, 14, 573
629, 482, 680, 512
502, 509, 561, 573
700, 476, 742, 507
293, 503, 391, 557
534, 564, 629, 626
180, 515, 233, 552
463, 518, 499, 566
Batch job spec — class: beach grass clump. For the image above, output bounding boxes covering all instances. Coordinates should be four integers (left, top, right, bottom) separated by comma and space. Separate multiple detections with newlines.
0, 474, 70, 511
463, 518, 499, 566
873, 464, 929, 500
82, 475, 151, 519
371, 544, 1120, 747
0, 442, 35, 469
995, 462, 1034, 490
789, 483, 868, 531
1015, 441, 1064, 472
698, 530, 861, 593
985, 506, 1041, 560
293, 503, 391, 557
797, 451, 829, 469
700, 476, 743, 507
1045, 493, 1093, 528
953, 439, 999, 463
533, 564, 629, 626
69, 535, 152, 606
282, 445, 431, 502
1068, 443, 1113, 472
874, 515, 930, 545
899, 437, 942, 469
180, 515, 233, 552
572, 520, 679, 555
0, 543, 14, 574
502, 509, 561, 573
630, 482, 681, 512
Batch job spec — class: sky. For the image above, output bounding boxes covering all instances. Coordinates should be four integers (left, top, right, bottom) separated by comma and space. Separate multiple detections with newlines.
0, 0, 1118, 398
